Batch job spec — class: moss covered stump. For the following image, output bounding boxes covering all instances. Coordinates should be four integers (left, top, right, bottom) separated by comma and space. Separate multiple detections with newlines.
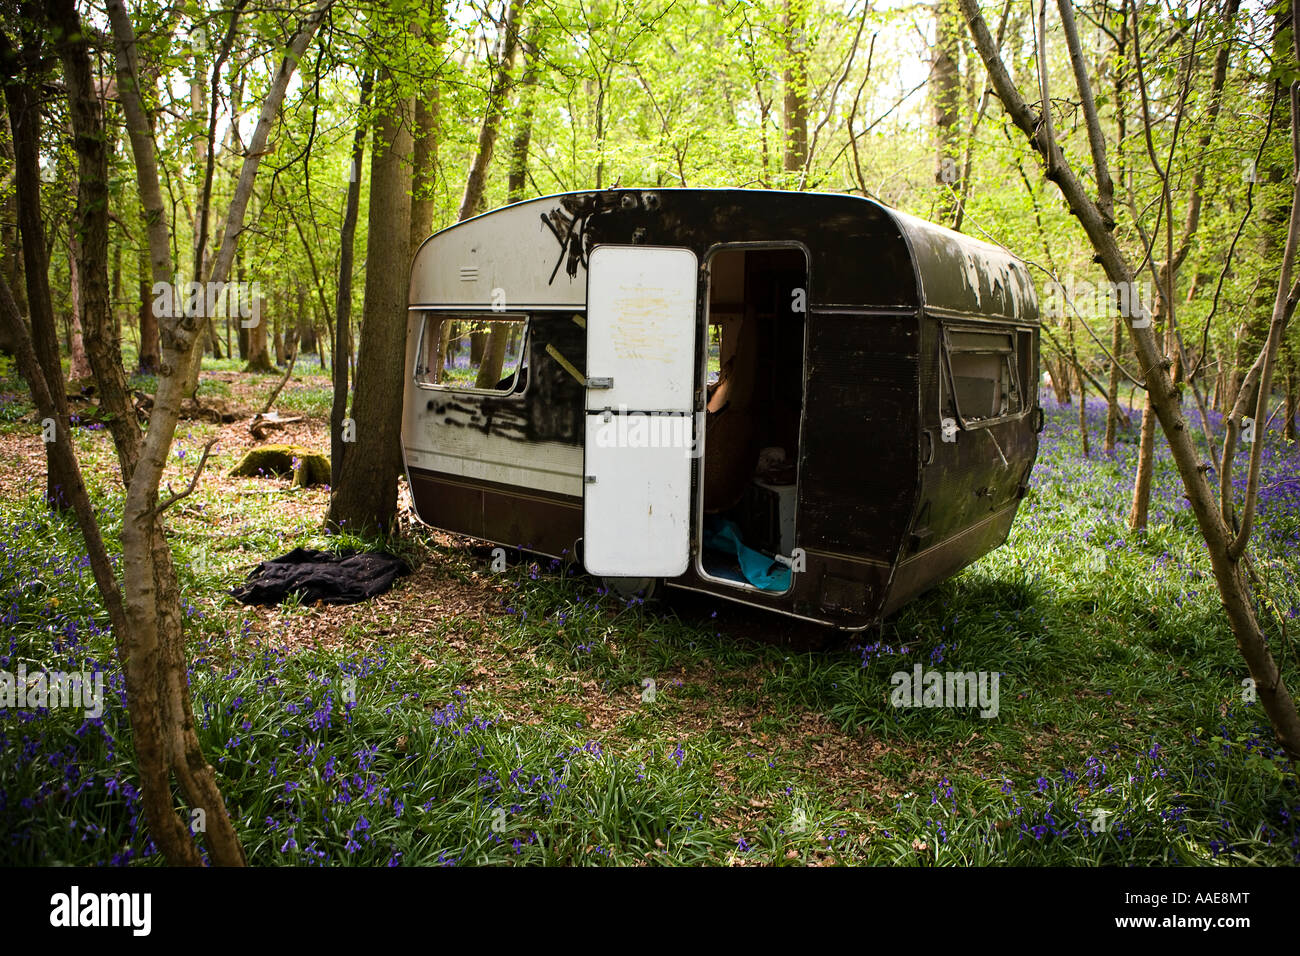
229, 444, 330, 488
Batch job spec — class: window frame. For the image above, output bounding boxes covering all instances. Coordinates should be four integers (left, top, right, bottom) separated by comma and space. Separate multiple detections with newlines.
939, 323, 1028, 430
413, 310, 531, 397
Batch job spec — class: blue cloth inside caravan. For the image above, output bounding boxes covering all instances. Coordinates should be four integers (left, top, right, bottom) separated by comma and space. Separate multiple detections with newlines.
702, 516, 791, 591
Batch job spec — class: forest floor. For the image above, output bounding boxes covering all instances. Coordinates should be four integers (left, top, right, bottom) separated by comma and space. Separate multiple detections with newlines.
1, 354, 1298, 865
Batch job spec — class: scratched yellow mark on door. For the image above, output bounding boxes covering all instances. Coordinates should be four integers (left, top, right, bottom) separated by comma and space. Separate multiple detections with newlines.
612, 284, 674, 364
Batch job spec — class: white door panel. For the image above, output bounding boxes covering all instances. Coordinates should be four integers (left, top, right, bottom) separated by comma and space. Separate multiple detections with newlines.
583, 245, 698, 578
585, 246, 698, 413
582, 415, 693, 576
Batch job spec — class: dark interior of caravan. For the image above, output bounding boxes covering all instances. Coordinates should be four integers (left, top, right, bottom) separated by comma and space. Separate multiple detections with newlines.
699, 248, 806, 592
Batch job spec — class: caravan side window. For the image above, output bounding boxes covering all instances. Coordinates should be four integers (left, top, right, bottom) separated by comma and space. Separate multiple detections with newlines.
414, 312, 528, 394
941, 326, 1023, 426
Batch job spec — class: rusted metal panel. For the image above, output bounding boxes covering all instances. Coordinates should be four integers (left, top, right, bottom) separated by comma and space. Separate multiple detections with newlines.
885, 505, 1021, 616
799, 311, 918, 561
890, 208, 1037, 322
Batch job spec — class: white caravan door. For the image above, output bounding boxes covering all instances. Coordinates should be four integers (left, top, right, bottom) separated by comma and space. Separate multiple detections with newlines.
583, 245, 698, 577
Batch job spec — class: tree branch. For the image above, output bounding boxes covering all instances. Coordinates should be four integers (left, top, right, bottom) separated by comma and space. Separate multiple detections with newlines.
153, 436, 221, 516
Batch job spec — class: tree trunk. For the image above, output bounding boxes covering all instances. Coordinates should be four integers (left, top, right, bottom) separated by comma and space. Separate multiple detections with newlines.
456, 6, 523, 385
410, 2, 444, 252
66, 227, 93, 384
314, 302, 328, 373
507, 22, 540, 203
298, 312, 315, 356
236, 261, 249, 360
436, 319, 452, 383
411, 96, 438, 249
245, 295, 273, 372
136, 245, 158, 373
1, 25, 76, 510
59, 0, 201, 865
1105, 9, 1128, 453
1128, 261, 1173, 529
780, 0, 808, 177
291, 282, 308, 359
63, 0, 331, 869
1128, 392, 1157, 528
0, 98, 27, 344
959, 0, 1300, 759
327, 85, 413, 534
0, 269, 132, 733
107, 0, 170, 375
1047, 354, 1071, 404
1284, 339, 1298, 441
1104, 312, 1124, 451
187, 25, 223, 365
457, 0, 522, 221
331, 73, 371, 490
1067, 311, 1088, 457
474, 322, 509, 388
931, 0, 963, 224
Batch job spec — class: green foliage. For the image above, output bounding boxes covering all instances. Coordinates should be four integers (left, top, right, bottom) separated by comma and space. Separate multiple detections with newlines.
24, 0, 1291, 408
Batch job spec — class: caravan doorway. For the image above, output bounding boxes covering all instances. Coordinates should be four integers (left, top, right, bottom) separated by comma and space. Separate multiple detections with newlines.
697, 245, 808, 594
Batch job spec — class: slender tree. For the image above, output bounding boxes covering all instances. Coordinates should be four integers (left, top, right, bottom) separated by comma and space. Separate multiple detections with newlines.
331, 71, 371, 490
459, 2, 523, 388
326, 70, 413, 534
457, 0, 524, 220
39, 0, 335, 865
957, 0, 1300, 759
0, 10, 75, 510
780, 0, 808, 178
931, 0, 963, 224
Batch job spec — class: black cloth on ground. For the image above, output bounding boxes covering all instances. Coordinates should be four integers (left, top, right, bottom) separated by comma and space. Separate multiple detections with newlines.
231, 548, 410, 606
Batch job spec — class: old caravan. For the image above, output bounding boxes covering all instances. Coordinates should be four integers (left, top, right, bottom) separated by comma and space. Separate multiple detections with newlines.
402, 189, 1041, 629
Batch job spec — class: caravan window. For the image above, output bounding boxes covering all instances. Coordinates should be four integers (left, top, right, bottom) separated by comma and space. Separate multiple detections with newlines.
414, 312, 528, 394
942, 326, 1023, 426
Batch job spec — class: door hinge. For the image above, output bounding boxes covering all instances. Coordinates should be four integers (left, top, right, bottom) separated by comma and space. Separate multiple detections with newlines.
587, 376, 614, 389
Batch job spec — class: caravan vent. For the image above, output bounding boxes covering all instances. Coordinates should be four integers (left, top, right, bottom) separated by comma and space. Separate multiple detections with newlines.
459, 266, 479, 281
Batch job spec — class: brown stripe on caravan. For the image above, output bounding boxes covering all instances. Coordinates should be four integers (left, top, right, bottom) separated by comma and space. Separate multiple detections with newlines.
407, 466, 581, 560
